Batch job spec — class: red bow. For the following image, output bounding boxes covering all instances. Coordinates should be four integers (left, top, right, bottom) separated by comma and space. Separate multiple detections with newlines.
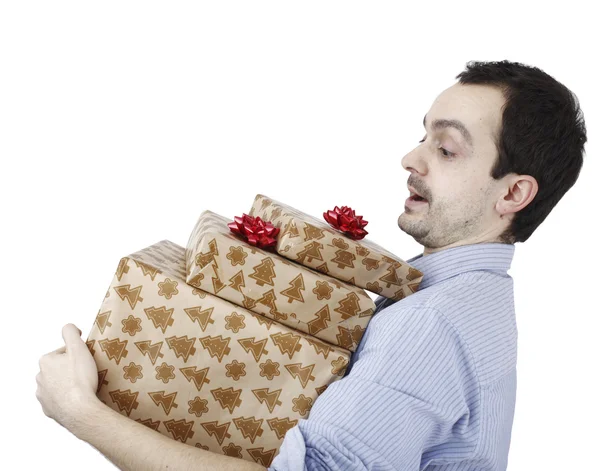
323, 205, 368, 240
228, 214, 280, 249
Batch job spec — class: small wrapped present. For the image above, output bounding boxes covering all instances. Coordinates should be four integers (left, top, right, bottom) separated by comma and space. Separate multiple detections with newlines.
85, 240, 351, 468
248, 194, 423, 300
185, 210, 375, 352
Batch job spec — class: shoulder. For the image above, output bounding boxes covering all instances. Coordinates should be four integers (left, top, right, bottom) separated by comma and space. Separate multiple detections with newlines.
376, 270, 517, 385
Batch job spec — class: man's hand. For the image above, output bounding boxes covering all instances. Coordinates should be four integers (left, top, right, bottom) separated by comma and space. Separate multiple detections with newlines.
35, 323, 100, 429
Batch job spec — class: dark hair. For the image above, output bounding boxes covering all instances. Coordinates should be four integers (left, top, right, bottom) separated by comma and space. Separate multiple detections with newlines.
455, 60, 587, 243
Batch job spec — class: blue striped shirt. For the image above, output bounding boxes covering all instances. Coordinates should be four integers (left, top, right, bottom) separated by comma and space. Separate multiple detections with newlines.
268, 242, 517, 471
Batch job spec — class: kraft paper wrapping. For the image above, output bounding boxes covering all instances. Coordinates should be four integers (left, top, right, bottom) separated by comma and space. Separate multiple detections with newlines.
85, 240, 351, 468
248, 194, 424, 301
185, 210, 376, 353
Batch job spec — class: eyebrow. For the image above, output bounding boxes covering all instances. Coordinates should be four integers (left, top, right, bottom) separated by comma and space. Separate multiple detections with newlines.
423, 114, 474, 148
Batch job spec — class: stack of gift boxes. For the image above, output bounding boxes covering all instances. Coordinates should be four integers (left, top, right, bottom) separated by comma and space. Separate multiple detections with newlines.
85, 194, 423, 468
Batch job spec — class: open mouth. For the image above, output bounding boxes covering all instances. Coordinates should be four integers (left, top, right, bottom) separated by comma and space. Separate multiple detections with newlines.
409, 194, 427, 202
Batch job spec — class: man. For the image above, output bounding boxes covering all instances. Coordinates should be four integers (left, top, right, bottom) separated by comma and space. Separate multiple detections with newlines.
36, 60, 587, 470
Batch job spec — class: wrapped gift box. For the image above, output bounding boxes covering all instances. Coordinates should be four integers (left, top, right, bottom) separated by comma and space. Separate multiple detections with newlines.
85, 240, 351, 468
185, 210, 376, 352
248, 194, 423, 300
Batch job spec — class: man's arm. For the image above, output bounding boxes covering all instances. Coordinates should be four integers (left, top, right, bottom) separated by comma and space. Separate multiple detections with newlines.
73, 398, 266, 471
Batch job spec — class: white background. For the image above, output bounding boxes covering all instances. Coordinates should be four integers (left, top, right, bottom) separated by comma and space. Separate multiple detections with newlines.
2, 2, 598, 470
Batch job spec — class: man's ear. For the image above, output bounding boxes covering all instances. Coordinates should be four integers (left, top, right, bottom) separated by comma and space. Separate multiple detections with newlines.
496, 174, 538, 217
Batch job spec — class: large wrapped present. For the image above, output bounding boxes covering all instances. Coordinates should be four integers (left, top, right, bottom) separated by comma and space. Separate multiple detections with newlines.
85, 240, 351, 468
248, 194, 423, 300
185, 210, 375, 352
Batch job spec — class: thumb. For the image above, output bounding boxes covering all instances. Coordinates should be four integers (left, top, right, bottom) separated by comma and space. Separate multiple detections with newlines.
62, 323, 84, 350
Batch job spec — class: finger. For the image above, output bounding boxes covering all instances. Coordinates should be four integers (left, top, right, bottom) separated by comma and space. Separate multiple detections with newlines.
62, 323, 84, 351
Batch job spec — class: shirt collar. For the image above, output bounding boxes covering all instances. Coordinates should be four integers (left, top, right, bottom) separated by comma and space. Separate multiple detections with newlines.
406, 242, 516, 291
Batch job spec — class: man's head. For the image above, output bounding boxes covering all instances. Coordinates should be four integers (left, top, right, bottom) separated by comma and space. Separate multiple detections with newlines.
398, 60, 587, 254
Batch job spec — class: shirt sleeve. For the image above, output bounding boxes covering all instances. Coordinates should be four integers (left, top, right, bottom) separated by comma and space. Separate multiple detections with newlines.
268, 305, 479, 471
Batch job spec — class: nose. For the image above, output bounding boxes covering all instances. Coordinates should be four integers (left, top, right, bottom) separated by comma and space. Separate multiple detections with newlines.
401, 145, 428, 176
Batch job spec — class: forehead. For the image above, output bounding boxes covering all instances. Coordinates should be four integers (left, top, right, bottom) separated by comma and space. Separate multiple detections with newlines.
428, 83, 505, 146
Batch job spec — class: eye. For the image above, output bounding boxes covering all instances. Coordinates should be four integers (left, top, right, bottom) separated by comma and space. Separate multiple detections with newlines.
418, 136, 456, 159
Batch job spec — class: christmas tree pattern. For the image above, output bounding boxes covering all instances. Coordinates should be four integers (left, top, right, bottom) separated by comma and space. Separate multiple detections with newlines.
252, 388, 283, 414
295, 241, 324, 265
280, 274, 305, 304
114, 284, 144, 309
195, 443, 209, 450
359, 307, 375, 318
355, 245, 370, 257
155, 362, 176, 383
407, 266, 422, 281
116, 257, 129, 281
393, 288, 406, 301
291, 394, 313, 416
179, 366, 211, 392
256, 290, 279, 316
238, 337, 269, 362
332, 249, 356, 270
233, 416, 264, 444
362, 257, 380, 271
366, 281, 383, 294
148, 390, 178, 415
133, 259, 161, 280
121, 315, 142, 336
134, 340, 164, 365
135, 418, 161, 431
194, 239, 219, 269
306, 338, 333, 359
164, 418, 195, 443
201, 421, 232, 446
302, 223, 325, 242
97, 368, 109, 393
314, 262, 330, 274
86, 339, 96, 357
267, 417, 298, 440
224, 360, 246, 381
270, 207, 283, 221
334, 292, 361, 320
285, 363, 316, 388
307, 306, 330, 335
226, 246, 248, 266
188, 396, 209, 417
99, 338, 128, 365
211, 386, 243, 414
224, 312, 246, 334
246, 447, 278, 467
248, 311, 275, 329
408, 282, 420, 293
270, 332, 303, 360
166, 335, 197, 363
315, 385, 328, 396
95, 310, 112, 334
198, 335, 232, 363
184, 305, 215, 332
336, 325, 361, 351
249, 258, 276, 287
211, 263, 227, 294
242, 294, 258, 310
109, 389, 139, 416
229, 270, 245, 292
379, 264, 402, 288
123, 362, 143, 383
143, 306, 174, 333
